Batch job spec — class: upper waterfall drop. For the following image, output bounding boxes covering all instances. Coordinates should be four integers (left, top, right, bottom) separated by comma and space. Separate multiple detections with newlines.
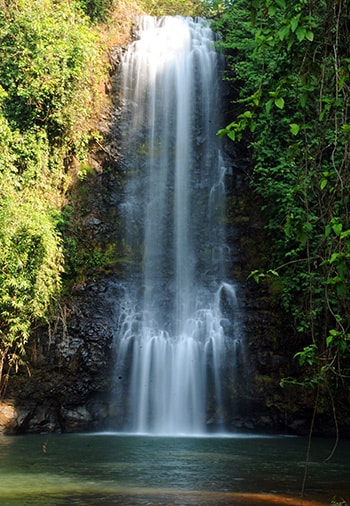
114, 16, 244, 435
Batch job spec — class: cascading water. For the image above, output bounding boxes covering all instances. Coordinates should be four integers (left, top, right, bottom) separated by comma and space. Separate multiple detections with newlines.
114, 16, 244, 435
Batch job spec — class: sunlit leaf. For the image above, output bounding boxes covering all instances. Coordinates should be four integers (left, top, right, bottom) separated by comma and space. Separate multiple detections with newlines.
290, 123, 300, 135
305, 30, 314, 41
274, 97, 285, 109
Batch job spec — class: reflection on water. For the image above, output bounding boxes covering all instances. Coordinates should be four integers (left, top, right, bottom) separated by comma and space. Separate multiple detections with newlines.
0, 434, 349, 505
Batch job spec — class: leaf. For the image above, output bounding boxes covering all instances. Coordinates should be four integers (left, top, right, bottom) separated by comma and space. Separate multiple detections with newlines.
290, 14, 301, 33
278, 24, 290, 41
239, 110, 253, 119
247, 269, 264, 283
268, 5, 277, 16
320, 178, 328, 190
290, 123, 300, 136
305, 30, 314, 41
337, 260, 346, 278
339, 340, 347, 353
0, 85, 8, 100
296, 26, 307, 42
265, 99, 274, 114
217, 128, 228, 138
329, 252, 342, 263
332, 223, 343, 236
275, 0, 286, 8
303, 221, 312, 234
326, 335, 333, 347
274, 97, 285, 109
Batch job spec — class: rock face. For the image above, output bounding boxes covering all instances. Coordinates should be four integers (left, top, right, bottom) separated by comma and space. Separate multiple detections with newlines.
1, 278, 122, 434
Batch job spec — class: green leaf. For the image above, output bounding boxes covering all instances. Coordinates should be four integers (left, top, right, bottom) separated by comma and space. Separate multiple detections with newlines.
290, 123, 300, 136
305, 30, 314, 41
290, 14, 301, 33
265, 99, 274, 114
296, 26, 307, 42
303, 221, 312, 234
320, 178, 328, 190
239, 110, 253, 119
332, 223, 343, 236
275, 0, 286, 8
329, 252, 342, 263
326, 335, 333, 347
294, 344, 318, 366
0, 85, 8, 100
274, 97, 285, 109
278, 24, 290, 41
217, 128, 228, 138
247, 269, 264, 283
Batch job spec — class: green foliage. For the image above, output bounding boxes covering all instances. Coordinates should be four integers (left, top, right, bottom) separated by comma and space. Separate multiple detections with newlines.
0, 176, 62, 390
0, 0, 107, 391
212, 0, 350, 401
0, 0, 100, 146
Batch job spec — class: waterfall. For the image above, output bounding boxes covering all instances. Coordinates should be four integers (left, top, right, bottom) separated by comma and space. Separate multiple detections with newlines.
114, 16, 243, 435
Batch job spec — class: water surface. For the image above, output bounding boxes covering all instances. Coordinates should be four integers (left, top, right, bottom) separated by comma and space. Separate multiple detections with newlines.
0, 433, 349, 505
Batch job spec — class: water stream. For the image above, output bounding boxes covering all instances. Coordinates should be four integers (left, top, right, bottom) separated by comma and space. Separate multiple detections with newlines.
114, 16, 244, 434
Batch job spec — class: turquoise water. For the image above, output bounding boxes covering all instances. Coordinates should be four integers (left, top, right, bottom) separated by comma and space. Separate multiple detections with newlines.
0, 433, 349, 505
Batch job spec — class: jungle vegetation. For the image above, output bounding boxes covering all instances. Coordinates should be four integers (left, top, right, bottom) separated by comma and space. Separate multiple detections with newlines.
0, 0, 102, 392
209, 0, 350, 433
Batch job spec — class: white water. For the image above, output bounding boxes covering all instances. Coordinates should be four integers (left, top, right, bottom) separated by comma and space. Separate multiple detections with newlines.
114, 16, 243, 435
